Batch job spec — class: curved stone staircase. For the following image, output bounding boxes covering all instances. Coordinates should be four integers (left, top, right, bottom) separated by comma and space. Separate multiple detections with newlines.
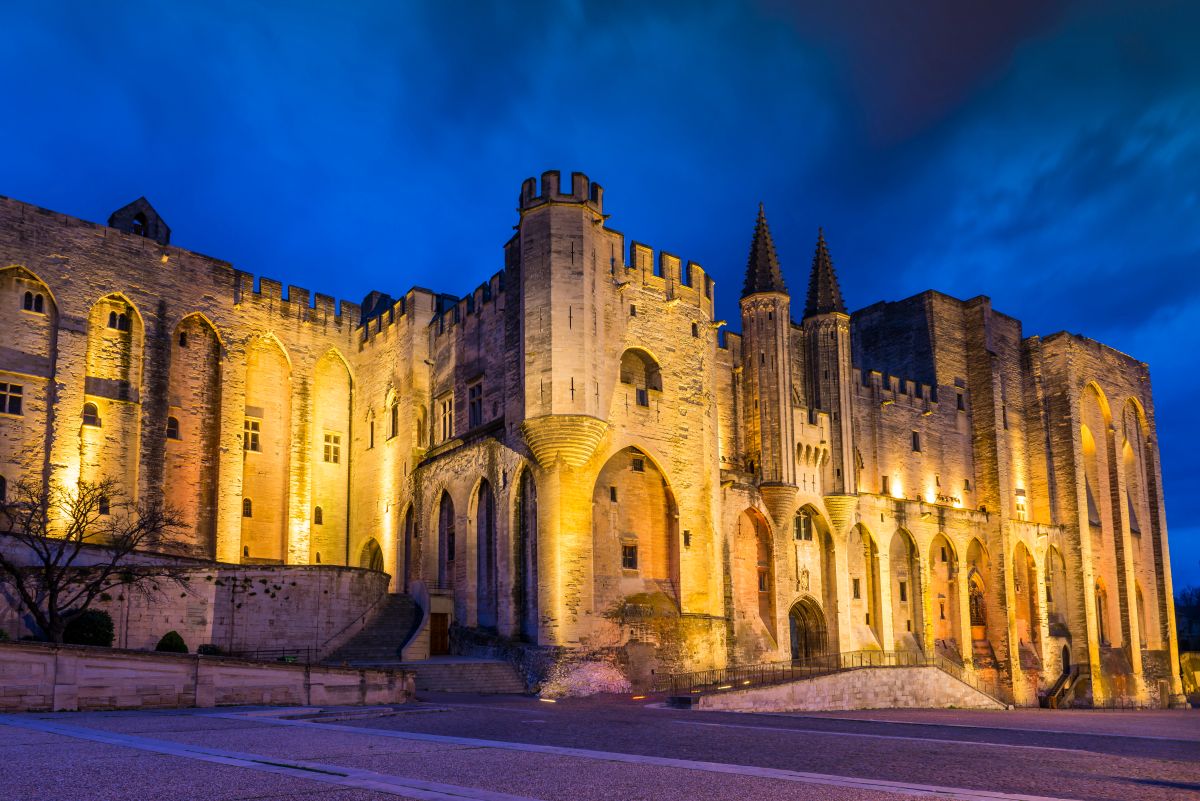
323, 593, 526, 694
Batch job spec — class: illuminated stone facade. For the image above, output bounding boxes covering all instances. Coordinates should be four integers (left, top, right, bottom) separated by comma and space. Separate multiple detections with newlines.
0, 172, 1185, 706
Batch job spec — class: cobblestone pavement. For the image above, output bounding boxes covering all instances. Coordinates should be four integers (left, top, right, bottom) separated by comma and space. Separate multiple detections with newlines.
1, 695, 1197, 801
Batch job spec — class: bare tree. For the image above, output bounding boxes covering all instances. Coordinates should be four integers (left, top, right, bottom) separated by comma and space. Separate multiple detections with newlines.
0, 478, 189, 644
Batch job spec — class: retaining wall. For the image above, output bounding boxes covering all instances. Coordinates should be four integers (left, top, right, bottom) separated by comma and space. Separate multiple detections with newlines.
0, 560, 389, 656
0, 641, 414, 711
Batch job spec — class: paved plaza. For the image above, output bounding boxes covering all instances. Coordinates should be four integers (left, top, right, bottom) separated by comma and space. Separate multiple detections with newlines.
1, 696, 1197, 801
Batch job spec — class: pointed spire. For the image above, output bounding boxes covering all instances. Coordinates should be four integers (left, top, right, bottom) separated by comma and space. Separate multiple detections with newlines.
741, 203, 788, 298
804, 227, 846, 318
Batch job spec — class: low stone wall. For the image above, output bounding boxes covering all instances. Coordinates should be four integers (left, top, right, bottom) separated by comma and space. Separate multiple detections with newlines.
0, 641, 414, 712
696, 666, 1005, 712
0, 561, 389, 657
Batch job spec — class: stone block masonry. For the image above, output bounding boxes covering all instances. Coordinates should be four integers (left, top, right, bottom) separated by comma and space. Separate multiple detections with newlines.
0, 641, 414, 712
0, 168, 1186, 708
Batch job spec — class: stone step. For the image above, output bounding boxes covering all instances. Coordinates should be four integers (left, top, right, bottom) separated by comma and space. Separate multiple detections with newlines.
323, 593, 421, 664
402, 661, 527, 694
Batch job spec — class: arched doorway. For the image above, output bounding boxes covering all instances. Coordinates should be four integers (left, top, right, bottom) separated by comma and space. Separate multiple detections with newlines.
1061, 644, 1071, 676
359, 538, 384, 572
734, 508, 775, 641
788, 597, 827, 661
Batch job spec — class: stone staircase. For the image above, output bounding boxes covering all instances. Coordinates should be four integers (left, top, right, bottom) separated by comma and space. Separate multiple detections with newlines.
403, 657, 528, 694
324, 594, 421, 664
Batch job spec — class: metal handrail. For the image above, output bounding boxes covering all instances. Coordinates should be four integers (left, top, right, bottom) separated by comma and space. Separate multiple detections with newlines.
227, 647, 316, 664
318, 589, 390, 654
657, 649, 1010, 705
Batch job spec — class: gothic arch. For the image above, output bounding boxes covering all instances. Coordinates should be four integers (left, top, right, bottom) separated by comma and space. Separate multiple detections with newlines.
888, 527, 922, 650
311, 349, 352, 565
165, 312, 223, 557
359, 537, 385, 572
436, 489, 457, 589
929, 533, 961, 658
80, 293, 146, 498
512, 466, 539, 641
787, 595, 828, 661
240, 334, 292, 563
849, 523, 883, 648
736, 507, 775, 642
473, 478, 498, 629
592, 446, 680, 619
1012, 539, 1041, 652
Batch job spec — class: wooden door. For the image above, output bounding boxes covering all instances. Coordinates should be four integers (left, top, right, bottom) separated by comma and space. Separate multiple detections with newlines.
430, 613, 450, 655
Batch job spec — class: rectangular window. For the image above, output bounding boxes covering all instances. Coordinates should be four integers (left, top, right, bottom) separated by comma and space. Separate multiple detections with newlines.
369, 420, 375, 449
911, 431, 921, 452
956, 392, 965, 411
629, 304, 637, 317
757, 569, 769, 593
621, 544, 638, 570
631, 457, 645, 473
437, 396, 454, 442
243, 418, 261, 452
691, 322, 699, 338
0, 383, 23, 416
852, 577, 861, 599
795, 513, 813, 541
899, 581, 907, 603
940, 546, 947, 563
323, 432, 341, 464
468, 383, 483, 428
609, 486, 617, 502
635, 387, 649, 407
881, 475, 890, 495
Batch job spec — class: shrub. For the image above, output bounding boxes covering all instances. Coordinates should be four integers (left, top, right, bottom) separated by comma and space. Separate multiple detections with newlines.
63, 610, 114, 647
155, 630, 188, 653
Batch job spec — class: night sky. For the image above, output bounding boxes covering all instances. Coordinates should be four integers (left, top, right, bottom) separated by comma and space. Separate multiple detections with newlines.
3, 2, 1197, 586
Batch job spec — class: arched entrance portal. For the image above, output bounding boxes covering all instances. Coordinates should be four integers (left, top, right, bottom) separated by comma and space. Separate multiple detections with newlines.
788, 598, 827, 661
359, 538, 384, 572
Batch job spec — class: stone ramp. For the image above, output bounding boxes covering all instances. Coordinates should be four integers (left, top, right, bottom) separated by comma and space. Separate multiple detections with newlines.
692, 665, 1006, 712
323, 594, 420, 664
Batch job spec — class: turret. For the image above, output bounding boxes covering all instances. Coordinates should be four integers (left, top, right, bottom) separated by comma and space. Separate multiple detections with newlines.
802, 229, 855, 493
513, 170, 609, 426
739, 204, 796, 487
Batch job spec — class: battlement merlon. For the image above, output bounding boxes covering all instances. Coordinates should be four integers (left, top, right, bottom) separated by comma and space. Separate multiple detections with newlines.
230, 271, 360, 325
519, 170, 604, 215
626, 242, 714, 314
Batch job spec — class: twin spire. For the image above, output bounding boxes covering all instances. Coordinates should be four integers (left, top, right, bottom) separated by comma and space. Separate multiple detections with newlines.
741, 204, 846, 318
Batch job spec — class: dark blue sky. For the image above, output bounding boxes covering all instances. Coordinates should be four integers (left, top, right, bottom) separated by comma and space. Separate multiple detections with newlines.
3, 1, 1198, 586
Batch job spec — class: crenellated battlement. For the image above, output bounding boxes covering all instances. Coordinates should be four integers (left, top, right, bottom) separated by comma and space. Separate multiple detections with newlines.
231, 270, 359, 327
853, 367, 940, 407
623, 241, 713, 312
431, 270, 507, 339
519, 170, 604, 214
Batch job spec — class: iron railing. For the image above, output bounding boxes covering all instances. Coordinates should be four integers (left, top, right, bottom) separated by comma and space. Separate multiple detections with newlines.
657, 649, 1010, 705
227, 647, 317, 664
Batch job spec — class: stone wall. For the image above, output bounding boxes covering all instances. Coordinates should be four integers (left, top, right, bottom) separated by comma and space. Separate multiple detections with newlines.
0, 557, 389, 656
0, 640, 414, 711
697, 666, 1005, 712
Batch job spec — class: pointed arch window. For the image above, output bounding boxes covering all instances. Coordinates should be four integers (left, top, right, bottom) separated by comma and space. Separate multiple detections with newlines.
82, 403, 101, 427
242, 498, 253, 518
107, 310, 131, 331
166, 416, 180, 440
313, 506, 323, 525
